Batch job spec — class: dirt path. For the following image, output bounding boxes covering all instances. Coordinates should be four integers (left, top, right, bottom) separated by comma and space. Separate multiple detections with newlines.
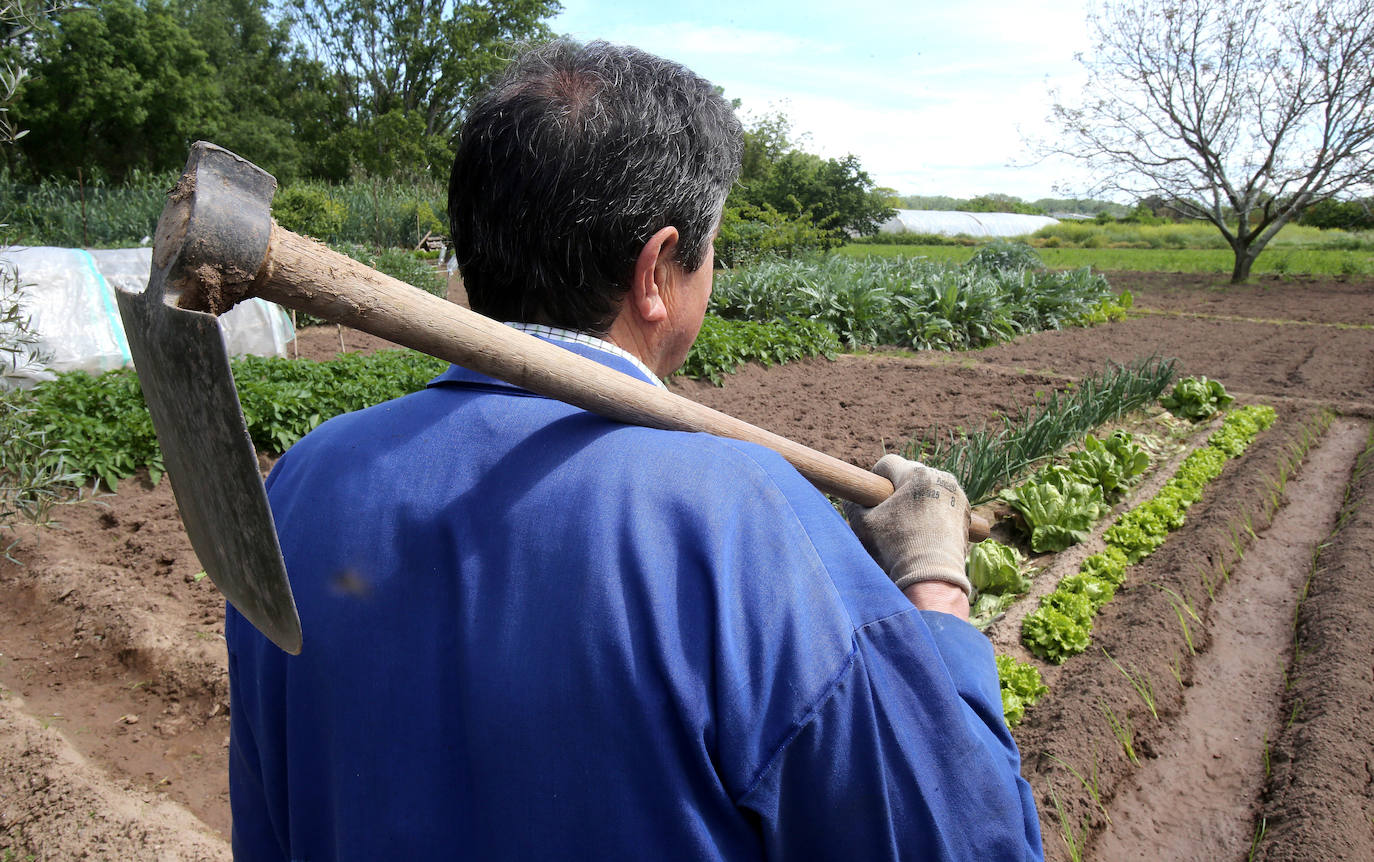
0, 688, 229, 862
1089, 417, 1371, 860
1256, 423, 1374, 860
1115, 271, 1374, 326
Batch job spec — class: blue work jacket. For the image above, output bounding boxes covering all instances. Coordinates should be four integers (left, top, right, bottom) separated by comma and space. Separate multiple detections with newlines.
226, 338, 1042, 860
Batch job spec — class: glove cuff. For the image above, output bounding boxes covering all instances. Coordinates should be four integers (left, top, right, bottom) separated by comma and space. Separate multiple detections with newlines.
892, 569, 973, 599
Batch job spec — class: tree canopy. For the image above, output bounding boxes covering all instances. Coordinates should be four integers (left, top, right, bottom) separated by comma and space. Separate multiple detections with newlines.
15, 0, 225, 180
721, 109, 894, 262
5, 10, 900, 263
1046, 0, 1374, 282
286, 0, 558, 180
7, 0, 560, 182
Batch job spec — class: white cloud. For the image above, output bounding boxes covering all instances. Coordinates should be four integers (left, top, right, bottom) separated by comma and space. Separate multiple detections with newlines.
550, 0, 1103, 198
605, 23, 824, 59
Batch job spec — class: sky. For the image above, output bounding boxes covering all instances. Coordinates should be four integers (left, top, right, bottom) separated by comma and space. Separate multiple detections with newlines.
550, 0, 1099, 202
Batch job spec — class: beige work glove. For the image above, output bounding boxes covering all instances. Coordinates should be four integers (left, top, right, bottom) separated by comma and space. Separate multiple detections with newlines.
843, 455, 973, 598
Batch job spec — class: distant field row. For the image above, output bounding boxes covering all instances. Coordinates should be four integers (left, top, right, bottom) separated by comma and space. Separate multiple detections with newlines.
837, 244, 1373, 276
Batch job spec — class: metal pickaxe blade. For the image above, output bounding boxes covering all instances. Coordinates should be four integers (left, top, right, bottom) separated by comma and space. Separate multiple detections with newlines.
115, 145, 301, 652
118, 141, 988, 654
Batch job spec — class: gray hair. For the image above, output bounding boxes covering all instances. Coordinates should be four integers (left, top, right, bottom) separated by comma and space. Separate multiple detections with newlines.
448, 40, 743, 333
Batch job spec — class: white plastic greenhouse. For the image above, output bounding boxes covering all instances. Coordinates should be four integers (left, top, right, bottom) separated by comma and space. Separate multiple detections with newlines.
1, 246, 295, 390
879, 210, 1059, 238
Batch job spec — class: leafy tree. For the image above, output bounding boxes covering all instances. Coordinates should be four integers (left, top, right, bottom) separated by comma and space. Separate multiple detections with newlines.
959, 194, 1045, 215
287, 0, 559, 180
14, 0, 225, 180
1031, 198, 1128, 217
1, 0, 63, 147
1298, 196, 1374, 230
180, 0, 333, 182
738, 109, 795, 184
715, 203, 832, 267
731, 110, 893, 241
1046, 0, 1374, 282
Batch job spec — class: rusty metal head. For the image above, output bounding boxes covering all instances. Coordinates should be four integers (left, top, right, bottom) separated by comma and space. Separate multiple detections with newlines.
115, 142, 301, 654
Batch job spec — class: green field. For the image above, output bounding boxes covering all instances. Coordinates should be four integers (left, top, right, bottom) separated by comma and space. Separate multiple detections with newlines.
836, 243, 1373, 276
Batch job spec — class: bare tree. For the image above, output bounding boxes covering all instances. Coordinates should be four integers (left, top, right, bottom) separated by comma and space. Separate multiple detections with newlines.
1047, 0, 1374, 282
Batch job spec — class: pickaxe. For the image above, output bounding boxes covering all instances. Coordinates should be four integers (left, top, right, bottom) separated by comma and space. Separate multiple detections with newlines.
116, 142, 989, 655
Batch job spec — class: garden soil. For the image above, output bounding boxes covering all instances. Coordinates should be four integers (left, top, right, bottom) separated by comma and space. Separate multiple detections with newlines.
2, 272, 1372, 859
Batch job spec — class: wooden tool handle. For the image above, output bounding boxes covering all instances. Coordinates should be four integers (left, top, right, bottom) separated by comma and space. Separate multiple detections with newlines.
251, 225, 991, 542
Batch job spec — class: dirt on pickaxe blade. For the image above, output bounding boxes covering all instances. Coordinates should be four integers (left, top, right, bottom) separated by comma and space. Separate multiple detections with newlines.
117, 141, 986, 654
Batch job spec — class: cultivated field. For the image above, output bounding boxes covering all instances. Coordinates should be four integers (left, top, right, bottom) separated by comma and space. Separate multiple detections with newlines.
2, 272, 1372, 860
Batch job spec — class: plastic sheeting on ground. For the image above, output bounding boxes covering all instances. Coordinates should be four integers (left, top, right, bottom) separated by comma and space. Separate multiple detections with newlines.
879, 210, 1059, 238
1, 246, 295, 389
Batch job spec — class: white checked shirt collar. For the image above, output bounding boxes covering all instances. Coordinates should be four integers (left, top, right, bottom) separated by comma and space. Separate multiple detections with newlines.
505, 322, 667, 389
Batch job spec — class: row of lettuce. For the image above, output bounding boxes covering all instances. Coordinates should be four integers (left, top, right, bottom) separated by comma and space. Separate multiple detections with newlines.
986, 378, 1276, 726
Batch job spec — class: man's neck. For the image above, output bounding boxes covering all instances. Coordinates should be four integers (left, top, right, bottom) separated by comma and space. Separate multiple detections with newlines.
604, 316, 666, 378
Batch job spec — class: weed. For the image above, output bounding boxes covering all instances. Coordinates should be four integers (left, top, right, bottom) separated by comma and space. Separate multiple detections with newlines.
1045, 751, 1111, 824
1099, 700, 1139, 765
1167, 653, 1185, 688
1048, 784, 1087, 862
1102, 648, 1158, 719
1247, 816, 1268, 861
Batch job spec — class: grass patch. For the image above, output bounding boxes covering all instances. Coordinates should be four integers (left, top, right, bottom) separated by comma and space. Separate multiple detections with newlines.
837, 244, 1373, 276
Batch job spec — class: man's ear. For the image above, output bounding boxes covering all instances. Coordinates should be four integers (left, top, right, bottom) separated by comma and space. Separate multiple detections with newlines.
628, 226, 680, 324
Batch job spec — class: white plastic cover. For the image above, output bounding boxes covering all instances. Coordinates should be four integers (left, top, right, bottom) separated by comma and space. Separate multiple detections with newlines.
0, 246, 295, 389
879, 210, 1059, 238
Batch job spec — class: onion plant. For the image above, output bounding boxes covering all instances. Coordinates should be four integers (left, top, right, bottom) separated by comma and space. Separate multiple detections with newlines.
909, 357, 1178, 504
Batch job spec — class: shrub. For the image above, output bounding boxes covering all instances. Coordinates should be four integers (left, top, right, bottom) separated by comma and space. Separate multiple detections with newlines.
678, 316, 839, 385
1, 257, 84, 537
967, 240, 1043, 272
1300, 198, 1374, 231
273, 185, 347, 241
715, 204, 835, 266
